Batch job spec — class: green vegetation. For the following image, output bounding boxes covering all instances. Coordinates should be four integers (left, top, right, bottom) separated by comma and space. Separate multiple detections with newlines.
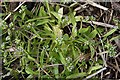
1, 2, 120, 79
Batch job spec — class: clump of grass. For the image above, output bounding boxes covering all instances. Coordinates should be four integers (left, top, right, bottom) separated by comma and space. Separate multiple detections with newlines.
1, 2, 119, 79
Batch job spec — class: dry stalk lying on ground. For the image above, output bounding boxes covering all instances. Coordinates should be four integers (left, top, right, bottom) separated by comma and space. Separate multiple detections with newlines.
4, 1, 26, 21
85, 21, 118, 29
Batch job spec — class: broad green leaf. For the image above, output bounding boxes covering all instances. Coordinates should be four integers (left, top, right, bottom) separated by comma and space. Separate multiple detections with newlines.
75, 16, 83, 22
63, 34, 69, 40
38, 6, 47, 17
28, 55, 35, 61
58, 7, 63, 19
28, 55, 39, 67
49, 19, 55, 22
50, 40, 58, 51
66, 72, 87, 79
71, 27, 77, 38
84, 26, 92, 35
79, 27, 89, 33
62, 21, 68, 28
78, 36, 88, 42
59, 52, 66, 65
25, 9, 33, 16
96, 27, 104, 34
51, 11, 61, 21
44, 24, 52, 32
36, 19, 49, 26
103, 28, 117, 37
25, 67, 38, 75
69, 12, 76, 26
88, 29, 98, 39
88, 65, 102, 74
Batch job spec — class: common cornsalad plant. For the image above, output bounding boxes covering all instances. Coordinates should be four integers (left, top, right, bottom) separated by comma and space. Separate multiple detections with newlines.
1, 2, 120, 79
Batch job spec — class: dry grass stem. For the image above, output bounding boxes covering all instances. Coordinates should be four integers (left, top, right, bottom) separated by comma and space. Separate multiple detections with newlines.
86, 0, 108, 10
4, 1, 26, 21
83, 67, 107, 80
86, 21, 118, 29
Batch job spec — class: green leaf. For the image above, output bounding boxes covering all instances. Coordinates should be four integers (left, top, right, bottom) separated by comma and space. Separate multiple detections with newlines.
89, 45, 95, 58
63, 34, 69, 40
79, 27, 89, 33
69, 12, 76, 26
21, 56, 26, 66
72, 46, 76, 58
51, 11, 61, 21
96, 27, 104, 34
103, 28, 117, 37
58, 7, 63, 19
75, 16, 83, 22
66, 72, 87, 79
40, 49, 45, 66
56, 5, 60, 12
38, 6, 47, 17
88, 65, 102, 74
70, 2, 78, 7
36, 19, 49, 26
13, 12, 21, 21
25, 9, 33, 16
22, 12, 26, 20
110, 35, 120, 41
59, 52, 66, 65
0, 13, 5, 17
50, 40, 58, 51
31, 27, 42, 39
88, 29, 98, 39
44, 24, 52, 32
25, 66, 38, 75
84, 26, 92, 35
27, 40, 30, 52
25, 16, 50, 23
28, 55, 35, 61
71, 27, 77, 38
45, 1, 50, 15
27, 75, 33, 79
52, 25, 63, 38
54, 66, 59, 78
78, 36, 87, 42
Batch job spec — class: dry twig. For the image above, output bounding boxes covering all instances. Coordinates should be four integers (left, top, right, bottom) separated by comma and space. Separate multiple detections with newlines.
4, 1, 26, 21
83, 67, 107, 80
86, 0, 108, 10
85, 21, 118, 29
107, 61, 120, 73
